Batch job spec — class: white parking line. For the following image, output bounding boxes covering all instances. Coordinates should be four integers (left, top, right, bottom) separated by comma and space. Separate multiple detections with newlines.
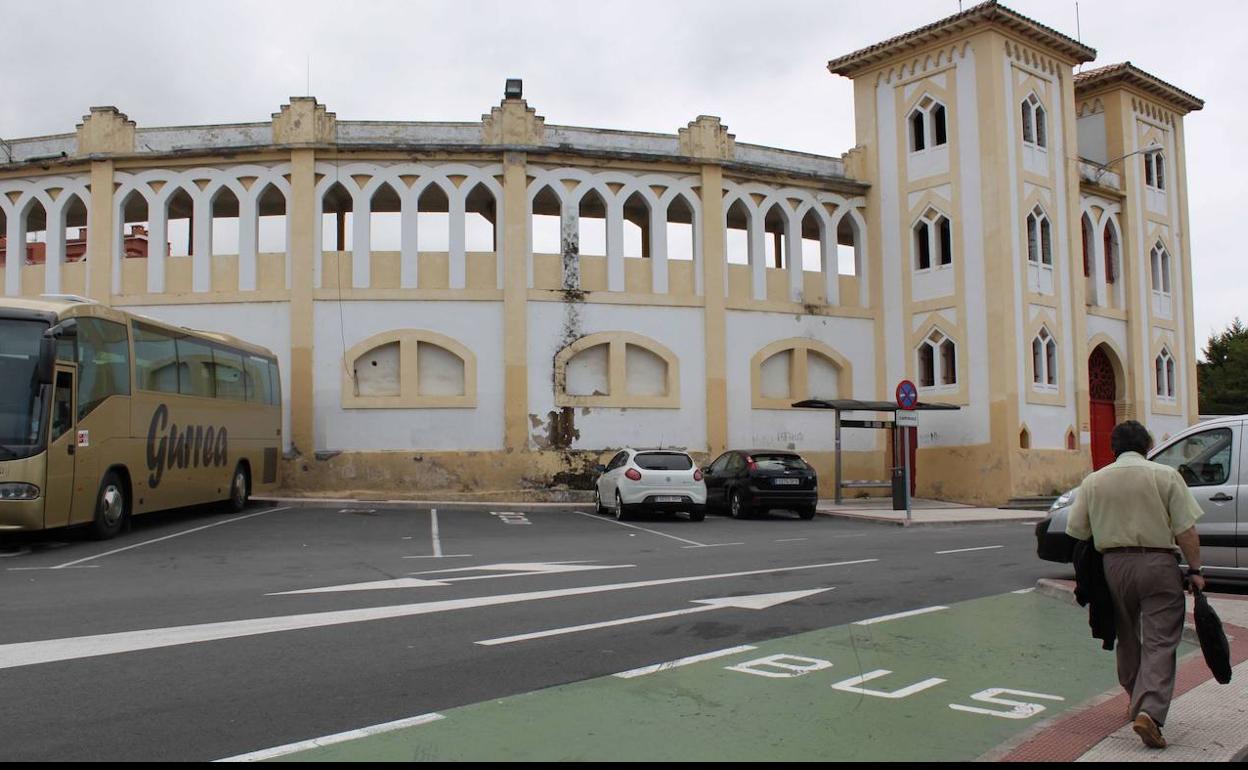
430, 508, 442, 557
46, 507, 290, 570
775, 538, 809, 543
573, 511, 707, 547
613, 645, 758, 679
935, 545, 1004, 555
853, 606, 948, 625
216, 712, 445, 761
681, 543, 745, 549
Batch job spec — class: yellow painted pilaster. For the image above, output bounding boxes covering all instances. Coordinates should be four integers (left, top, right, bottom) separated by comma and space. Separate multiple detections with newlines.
1105, 91, 1149, 417
289, 148, 316, 455
1060, 70, 1092, 453
974, 32, 1020, 497
1174, 116, 1199, 423
502, 151, 530, 450
700, 163, 727, 455
85, 160, 114, 304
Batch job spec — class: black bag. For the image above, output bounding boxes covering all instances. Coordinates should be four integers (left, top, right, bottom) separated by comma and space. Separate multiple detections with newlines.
1193, 587, 1232, 684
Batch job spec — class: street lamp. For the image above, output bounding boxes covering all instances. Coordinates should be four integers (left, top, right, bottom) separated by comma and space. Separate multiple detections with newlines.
1090, 145, 1162, 184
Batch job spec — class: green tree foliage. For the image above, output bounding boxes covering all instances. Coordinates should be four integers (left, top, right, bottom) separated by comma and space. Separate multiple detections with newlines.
1198, 318, 1248, 415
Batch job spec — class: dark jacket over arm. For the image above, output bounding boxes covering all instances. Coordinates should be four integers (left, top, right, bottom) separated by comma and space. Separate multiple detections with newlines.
1072, 539, 1116, 651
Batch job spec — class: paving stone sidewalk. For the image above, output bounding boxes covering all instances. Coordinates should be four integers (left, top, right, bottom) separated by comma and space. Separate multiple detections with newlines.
990, 581, 1248, 762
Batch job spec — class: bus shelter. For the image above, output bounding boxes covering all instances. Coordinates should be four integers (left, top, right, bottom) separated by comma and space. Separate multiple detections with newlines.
792, 399, 961, 507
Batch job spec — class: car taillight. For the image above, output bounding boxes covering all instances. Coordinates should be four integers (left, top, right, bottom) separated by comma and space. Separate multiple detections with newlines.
693, 469, 703, 481
625, 468, 642, 481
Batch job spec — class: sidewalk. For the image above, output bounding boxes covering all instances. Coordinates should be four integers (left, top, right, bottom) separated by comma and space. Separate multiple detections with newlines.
816, 497, 1044, 526
989, 580, 1248, 762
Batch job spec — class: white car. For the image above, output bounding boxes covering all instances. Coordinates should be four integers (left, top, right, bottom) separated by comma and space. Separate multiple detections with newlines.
593, 449, 707, 522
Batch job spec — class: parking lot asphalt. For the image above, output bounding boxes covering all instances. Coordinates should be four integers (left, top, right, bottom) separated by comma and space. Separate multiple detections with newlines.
1, 500, 1077, 761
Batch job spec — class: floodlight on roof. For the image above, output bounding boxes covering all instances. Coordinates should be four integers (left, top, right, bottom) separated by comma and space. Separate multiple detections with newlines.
504, 79, 523, 100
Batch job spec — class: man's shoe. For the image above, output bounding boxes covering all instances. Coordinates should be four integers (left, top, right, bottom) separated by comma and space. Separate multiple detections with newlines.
1132, 713, 1167, 749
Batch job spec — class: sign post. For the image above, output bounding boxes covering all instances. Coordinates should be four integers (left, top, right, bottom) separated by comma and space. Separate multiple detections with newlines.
895, 380, 919, 526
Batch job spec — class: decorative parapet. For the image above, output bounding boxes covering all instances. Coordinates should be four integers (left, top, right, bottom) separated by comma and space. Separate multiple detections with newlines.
841, 146, 867, 180
482, 99, 546, 145
272, 97, 337, 145
75, 106, 136, 155
679, 116, 735, 161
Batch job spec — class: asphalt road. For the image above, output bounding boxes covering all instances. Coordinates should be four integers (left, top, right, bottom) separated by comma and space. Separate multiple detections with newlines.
0, 501, 1071, 761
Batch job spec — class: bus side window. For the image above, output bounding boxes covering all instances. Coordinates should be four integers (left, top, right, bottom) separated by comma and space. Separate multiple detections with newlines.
212, 347, 247, 401
134, 323, 180, 394
75, 318, 130, 420
175, 337, 217, 399
267, 359, 281, 406
244, 355, 269, 404
51, 371, 74, 442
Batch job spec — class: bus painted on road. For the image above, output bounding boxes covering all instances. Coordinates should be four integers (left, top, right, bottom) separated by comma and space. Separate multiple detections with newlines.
0, 296, 281, 539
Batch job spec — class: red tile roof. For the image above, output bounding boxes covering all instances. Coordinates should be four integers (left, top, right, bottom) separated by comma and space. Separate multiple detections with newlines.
827, 1, 1095, 78
1075, 62, 1204, 113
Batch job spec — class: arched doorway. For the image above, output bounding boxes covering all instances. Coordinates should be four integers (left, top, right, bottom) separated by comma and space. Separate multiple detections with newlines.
1088, 345, 1118, 469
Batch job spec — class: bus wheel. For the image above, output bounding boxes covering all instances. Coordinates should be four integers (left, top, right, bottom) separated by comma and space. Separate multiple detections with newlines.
228, 464, 250, 513
89, 471, 128, 540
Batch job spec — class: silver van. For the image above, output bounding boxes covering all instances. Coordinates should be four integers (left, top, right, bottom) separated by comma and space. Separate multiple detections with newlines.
1036, 414, 1245, 582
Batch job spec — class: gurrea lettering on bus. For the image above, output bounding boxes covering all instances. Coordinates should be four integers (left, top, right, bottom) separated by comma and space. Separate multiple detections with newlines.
146, 404, 229, 489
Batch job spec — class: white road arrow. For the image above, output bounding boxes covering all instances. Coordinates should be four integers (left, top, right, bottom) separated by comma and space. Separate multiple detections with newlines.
474, 588, 834, 646
0, 560, 873, 671
269, 562, 636, 596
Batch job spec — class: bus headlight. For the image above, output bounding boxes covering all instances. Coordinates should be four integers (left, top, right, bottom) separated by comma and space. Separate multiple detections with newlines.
0, 483, 40, 501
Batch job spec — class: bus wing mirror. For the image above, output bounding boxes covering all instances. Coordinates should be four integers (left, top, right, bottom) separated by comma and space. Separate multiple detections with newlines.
36, 336, 56, 385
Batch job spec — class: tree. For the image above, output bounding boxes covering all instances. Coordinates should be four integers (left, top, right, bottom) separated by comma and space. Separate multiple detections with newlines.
1198, 318, 1248, 415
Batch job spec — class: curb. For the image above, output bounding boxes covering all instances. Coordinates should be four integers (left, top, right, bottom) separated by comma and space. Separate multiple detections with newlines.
816, 510, 1045, 527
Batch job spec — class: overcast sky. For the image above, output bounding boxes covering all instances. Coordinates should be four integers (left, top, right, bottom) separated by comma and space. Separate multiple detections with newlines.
1, 0, 1241, 350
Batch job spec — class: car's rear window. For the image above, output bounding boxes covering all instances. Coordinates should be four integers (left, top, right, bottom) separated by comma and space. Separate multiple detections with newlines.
635, 452, 694, 471
751, 454, 809, 471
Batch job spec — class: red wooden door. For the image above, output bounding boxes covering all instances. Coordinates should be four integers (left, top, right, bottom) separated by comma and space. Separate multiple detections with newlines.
1088, 347, 1118, 470
1090, 401, 1116, 470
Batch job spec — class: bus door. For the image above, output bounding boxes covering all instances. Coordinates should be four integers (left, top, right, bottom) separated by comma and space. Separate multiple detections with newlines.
43, 367, 77, 530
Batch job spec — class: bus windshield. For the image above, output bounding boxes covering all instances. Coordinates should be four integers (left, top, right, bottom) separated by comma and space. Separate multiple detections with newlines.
0, 318, 50, 460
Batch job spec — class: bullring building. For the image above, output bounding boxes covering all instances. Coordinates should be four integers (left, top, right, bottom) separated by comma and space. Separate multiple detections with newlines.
0, 1, 1202, 504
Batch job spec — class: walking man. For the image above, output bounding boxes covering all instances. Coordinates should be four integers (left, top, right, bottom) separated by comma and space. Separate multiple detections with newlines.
1066, 420, 1205, 749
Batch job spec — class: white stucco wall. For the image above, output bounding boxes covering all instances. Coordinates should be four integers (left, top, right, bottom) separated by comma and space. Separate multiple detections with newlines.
725, 310, 877, 453
121, 302, 292, 451
528, 302, 707, 452
312, 300, 505, 451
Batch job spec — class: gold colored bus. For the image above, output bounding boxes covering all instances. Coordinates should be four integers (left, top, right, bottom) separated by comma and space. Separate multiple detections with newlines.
0, 296, 281, 539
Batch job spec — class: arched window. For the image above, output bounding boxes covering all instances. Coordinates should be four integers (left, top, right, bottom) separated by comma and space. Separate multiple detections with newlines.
908, 96, 948, 153
912, 208, 952, 271
1145, 150, 1167, 191
751, 338, 853, 409
342, 329, 476, 408
1026, 205, 1052, 266
1150, 242, 1172, 295
555, 332, 679, 408
1103, 221, 1119, 285
1031, 328, 1058, 388
1155, 348, 1176, 399
917, 329, 957, 389
1021, 94, 1047, 149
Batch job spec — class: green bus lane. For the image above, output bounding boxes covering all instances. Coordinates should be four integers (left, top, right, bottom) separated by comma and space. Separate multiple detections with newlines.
273, 591, 1132, 762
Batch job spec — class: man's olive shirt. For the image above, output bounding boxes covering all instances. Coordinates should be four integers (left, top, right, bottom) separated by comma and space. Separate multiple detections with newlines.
1065, 451, 1204, 551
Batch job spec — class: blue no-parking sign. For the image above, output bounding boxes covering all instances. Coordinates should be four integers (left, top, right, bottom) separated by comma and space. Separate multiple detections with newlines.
896, 379, 918, 410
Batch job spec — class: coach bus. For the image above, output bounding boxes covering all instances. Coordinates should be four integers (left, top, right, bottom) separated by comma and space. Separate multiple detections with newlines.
0, 295, 281, 539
